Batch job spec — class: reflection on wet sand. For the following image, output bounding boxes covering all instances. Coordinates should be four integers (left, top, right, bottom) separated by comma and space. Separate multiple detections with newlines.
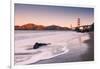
81, 32, 94, 61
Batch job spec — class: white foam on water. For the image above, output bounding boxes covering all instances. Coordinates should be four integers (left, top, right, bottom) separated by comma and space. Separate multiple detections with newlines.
15, 31, 89, 65
15, 44, 69, 65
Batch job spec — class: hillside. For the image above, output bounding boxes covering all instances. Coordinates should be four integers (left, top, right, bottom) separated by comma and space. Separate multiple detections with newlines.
15, 23, 70, 30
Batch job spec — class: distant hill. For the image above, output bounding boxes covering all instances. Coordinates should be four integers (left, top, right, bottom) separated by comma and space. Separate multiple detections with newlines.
15, 23, 70, 30
45, 25, 70, 30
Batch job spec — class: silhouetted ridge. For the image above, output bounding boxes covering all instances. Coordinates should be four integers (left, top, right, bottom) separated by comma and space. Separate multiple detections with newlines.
15, 23, 70, 30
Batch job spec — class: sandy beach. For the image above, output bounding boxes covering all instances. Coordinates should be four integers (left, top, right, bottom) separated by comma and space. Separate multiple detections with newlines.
29, 32, 94, 64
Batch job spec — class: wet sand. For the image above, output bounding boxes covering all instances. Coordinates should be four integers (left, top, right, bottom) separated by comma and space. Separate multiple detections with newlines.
81, 32, 94, 61
30, 32, 94, 65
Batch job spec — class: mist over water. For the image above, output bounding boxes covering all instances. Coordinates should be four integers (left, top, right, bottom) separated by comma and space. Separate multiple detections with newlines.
15, 30, 89, 65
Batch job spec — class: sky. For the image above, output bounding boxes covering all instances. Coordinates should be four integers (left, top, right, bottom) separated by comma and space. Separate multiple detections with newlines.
15, 3, 94, 28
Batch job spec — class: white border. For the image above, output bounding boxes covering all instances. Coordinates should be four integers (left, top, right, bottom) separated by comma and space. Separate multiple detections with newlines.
13, 0, 95, 8
11, 0, 14, 68
11, 0, 95, 69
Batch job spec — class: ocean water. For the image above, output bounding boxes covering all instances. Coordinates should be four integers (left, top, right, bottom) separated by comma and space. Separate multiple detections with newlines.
15, 30, 89, 65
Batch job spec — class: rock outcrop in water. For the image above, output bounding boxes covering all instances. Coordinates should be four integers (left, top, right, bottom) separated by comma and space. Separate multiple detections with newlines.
33, 42, 51, 49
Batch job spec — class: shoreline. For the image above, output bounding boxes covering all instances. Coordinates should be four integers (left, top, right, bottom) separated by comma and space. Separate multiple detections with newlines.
29, 32, 94, 64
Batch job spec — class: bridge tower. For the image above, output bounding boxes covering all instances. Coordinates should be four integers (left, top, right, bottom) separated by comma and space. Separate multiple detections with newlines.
77, 18, 80, 27
70, 24, 72, 29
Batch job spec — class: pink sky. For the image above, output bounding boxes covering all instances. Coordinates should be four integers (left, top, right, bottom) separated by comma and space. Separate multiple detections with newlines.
15, 4, 94, 28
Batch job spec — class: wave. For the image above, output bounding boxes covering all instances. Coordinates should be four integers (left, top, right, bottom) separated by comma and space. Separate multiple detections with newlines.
15, 43, 69, 65
15, 31, 89, 65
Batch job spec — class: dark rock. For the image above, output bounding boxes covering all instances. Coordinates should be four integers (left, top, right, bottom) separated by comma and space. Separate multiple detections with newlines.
33, 42, 51, 49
